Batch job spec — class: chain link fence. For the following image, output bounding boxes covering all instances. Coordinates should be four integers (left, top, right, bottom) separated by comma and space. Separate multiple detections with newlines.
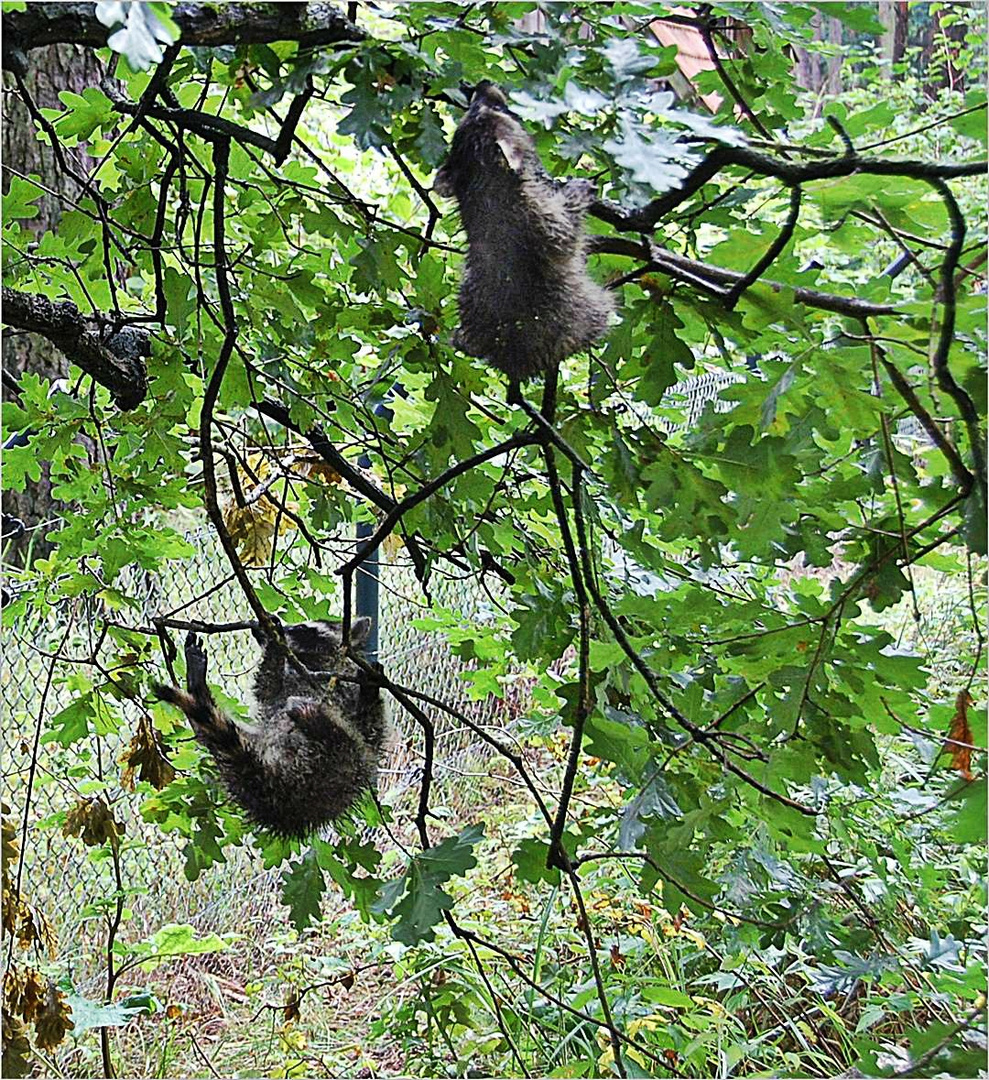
2, 368, 934, 990
2, 526, 530, 991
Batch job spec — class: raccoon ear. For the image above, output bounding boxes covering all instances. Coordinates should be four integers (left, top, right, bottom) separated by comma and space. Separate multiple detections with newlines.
349, 616, 372, 648
434, 165, 455, 197
495, 135, 526, 173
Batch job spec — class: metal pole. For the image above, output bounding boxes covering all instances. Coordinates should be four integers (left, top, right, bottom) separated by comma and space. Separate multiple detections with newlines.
354, 514, 379, 662
353, 395, 396, 663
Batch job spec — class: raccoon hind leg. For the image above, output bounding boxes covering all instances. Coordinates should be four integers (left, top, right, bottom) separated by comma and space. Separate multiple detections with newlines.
153, 633, 240, 755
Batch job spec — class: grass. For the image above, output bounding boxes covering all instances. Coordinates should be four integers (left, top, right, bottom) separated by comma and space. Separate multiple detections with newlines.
9, 562, 985, 1078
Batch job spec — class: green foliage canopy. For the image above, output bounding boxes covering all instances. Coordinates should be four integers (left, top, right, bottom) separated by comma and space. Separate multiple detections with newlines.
2, 3, 986, 1076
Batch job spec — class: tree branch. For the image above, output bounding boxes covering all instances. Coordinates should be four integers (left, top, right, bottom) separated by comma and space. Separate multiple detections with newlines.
542, 449, 592, 872
927, 178, 987, 501
1, 287, 148, 409
2, 2, 363, 71
591, 236, 899, 318
336, 431, 536, 578
253, 397, 429, 580
254, 398, 524, 588
698, 19, 773, 140
197, 136, 279, 644
590, 143, 987, 234
868, 333, 973, 493
104, 86, 314, 165
724, 183, 802, 309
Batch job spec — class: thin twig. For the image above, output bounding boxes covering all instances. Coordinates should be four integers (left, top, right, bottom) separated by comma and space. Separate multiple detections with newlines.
337, 432, 537, 577
926, 178, 987, 500
724, 184, 802, 308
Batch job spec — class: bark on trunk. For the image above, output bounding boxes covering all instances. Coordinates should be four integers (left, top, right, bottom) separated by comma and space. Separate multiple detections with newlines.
2, 45, 105, 563
879, 1, 909, 75
793, 12, 843, 108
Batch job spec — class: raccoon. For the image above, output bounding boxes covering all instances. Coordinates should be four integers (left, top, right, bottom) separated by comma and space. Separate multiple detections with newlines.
434, 81, 613, 391
153, 617, 385, 838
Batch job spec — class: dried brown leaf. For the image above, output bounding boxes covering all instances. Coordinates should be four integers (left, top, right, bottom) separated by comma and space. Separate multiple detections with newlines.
1, 1007, 32, 1078
945, 689, 976, 780
32, 981, 73, 1051
63, 798, 124, 851
120, 713, 176, 791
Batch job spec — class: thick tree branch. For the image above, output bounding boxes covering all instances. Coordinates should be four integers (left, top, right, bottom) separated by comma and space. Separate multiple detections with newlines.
2, 2, 363, 72
591, 237, 899, 318
590, 143, 987, 233
1, 287, 148, 409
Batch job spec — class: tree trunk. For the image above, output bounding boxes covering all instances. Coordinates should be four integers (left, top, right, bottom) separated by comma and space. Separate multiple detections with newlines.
793, 11, 824, 93
823, 16, 843, 98
878, 1, 909, 75
2, 45, 104, 563
793, 12, 842, 107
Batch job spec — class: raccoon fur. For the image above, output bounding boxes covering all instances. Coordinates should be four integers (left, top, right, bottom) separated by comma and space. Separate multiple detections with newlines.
434, 81, 613, 386
154, 617, 385, 838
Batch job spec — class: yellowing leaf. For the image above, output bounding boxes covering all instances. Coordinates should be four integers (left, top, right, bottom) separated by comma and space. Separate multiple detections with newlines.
383, 532, 404, 557
302, 459, 342, 486
63, 798, 124, 853
224, 501, 277, 567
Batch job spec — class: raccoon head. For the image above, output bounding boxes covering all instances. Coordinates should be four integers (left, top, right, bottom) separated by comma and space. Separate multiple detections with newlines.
434, 81, 537, 199
283, 617, 371, 671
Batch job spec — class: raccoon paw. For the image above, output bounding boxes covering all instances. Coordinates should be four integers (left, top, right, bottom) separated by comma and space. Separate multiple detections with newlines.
184, 632, 208, 692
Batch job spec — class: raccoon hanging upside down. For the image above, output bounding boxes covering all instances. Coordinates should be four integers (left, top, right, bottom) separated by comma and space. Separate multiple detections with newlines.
153, 618, 386, 838
434, 81, 613, 399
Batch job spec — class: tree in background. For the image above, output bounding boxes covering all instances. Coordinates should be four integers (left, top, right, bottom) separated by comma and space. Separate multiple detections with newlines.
2, 43, 110, 561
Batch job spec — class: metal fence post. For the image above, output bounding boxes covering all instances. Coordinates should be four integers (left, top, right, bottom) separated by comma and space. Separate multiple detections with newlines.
354, 394, 396, 662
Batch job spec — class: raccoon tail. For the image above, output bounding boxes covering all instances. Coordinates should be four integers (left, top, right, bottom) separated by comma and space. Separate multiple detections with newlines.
153, 681, 243, 755
152, 683, 206, 721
